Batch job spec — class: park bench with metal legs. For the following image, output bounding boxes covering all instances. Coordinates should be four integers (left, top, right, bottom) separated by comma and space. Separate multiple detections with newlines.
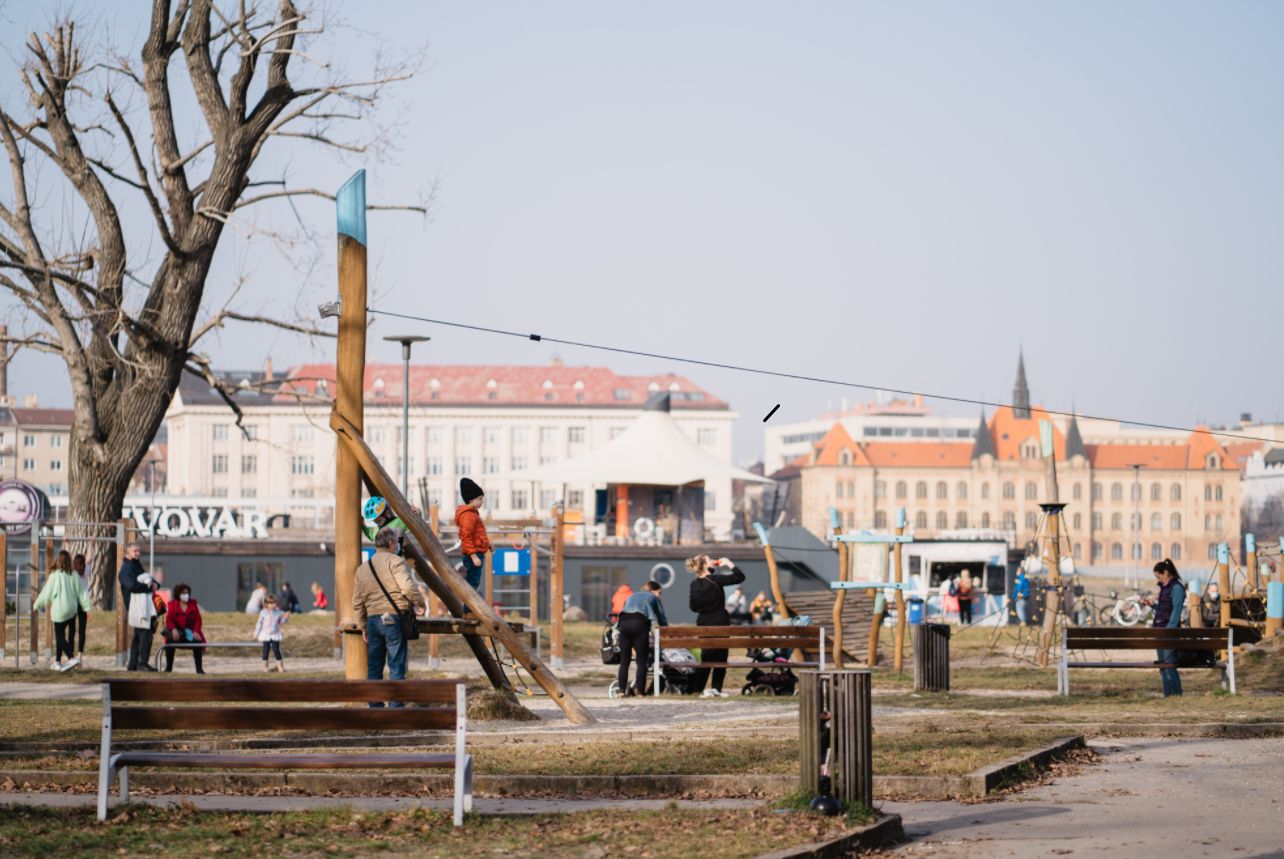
1058, 627, 1235, 696
151, 640, 263, 671
653, 625, 825, 696
97, 678, 472, 825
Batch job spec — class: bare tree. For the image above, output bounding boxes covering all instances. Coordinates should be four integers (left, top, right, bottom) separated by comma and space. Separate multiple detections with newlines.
0, 1, 424, 605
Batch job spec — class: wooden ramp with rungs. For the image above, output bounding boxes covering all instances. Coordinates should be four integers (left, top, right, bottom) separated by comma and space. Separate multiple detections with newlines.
331, 409, 597, 726
785, 590, 877, 665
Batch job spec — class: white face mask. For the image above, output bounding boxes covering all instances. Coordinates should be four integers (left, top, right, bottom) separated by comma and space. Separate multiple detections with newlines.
180, 594, 190, 603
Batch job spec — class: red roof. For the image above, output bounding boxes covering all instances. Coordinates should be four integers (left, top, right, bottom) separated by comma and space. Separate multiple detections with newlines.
11, 408, 74, 427
988, 406, 1066, 460
279, 364, 726, 409
863, 442, 973, 468
1086, 429, 1239, 471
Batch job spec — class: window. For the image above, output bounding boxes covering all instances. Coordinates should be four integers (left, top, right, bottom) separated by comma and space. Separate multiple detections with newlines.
1111, 513, 1122, 530
50, 459, 62, 472
981, 483, 990, 500
1204, 485, 1212, 501
23, 434, 36, 447
456, 428, 473, 445
1025, 481, 1038, 500
243, 488, 257, 498
1002, 511, 1016, 530
1073, 512, 1082, 530
1151, 542, 1163, 561
241, 455, 257, 474
1111, 543, 1123, 561
1204, 514, 1212, 531
1072, 483, 1082, 500
291, 424, 313, 443
1073, 543, 1082, 560
539, 489, 557, 510
51, 436, 63, 448
1171, 543, 1182, 561
1002, 482, 1015, 500
835, 480, 844, 499
510, 488, 529, 510
568, 490, 584, 508
1092, 542, 1102, 561
936, 511, 948, 529
540, 455, 555, 465
839, 450, 851, 466
1150, 513, 1162, 531
1171, 483, 1181, 501
1092, 512, 1102, 529
211, 487, 228, 498
483, 457, 499, 475
212, 454, 228, 474
22, 458, 35, 471
244, 425, 259, 441
428, 457, 443, 476
981, 512, 991, 528
846, 480, 854, 497
455, 456, 471, 475
1150, 483, 1162, 502
290, 455, 314, 475
568, 427, 587, 444
1111, 483, 1123, 501
509, 456, 527, 472
1208, 543, 1217, 560
875, 511, 887, 528
1020, 440, 1039, 459
1092, 482, 1102, 501
1206, 454, 1220, 469
484, 427, 501, 445
955, 511, 967, 528
915, 481, 927, 500
427, 427, 444, 444
539, 427, 557, 445
369, 426, 386, 444
895, 481, 907, 499
1215, 514, 1223, 531
581, 566, 630, 621
875, 481, 886, 499
1215, 485, 1223, 501
704, 492, 716, 512
956, 482, 967, 500
1131, 482, 1141, 501
1171, 513, 1181, 530
936, 481, 947, 499
915, 511, 927, 528
697, 428, 717, 446
1025, 511, 1038, 529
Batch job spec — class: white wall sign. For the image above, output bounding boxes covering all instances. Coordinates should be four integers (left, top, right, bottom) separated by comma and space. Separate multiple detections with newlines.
126, 506, 270, 539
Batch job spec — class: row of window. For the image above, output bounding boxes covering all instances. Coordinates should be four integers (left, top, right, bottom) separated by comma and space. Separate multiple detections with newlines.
210, 423, 718, 448
4, 456, 62, 472
0, 433, 65, 448
843, 478, 1226, 505
836, 506, 1208, 535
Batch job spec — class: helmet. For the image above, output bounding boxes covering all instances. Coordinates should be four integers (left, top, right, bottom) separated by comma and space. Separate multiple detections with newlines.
363, 497, 387, 521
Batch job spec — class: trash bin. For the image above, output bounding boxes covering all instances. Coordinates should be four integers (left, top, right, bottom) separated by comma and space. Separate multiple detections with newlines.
907, 597, 925, 625
912, 623, 950, 692
799, 670, 873, 808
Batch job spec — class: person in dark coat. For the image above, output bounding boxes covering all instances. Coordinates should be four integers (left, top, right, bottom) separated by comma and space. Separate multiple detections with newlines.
118, 542, 157, 672
279, 581, 301, 614
686, 554, 746, 697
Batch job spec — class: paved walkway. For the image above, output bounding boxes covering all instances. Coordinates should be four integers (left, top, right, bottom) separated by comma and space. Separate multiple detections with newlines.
885, 737, 1284, 858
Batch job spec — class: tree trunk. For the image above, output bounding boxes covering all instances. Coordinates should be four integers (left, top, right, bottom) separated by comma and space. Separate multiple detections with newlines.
69, 436, 137, 608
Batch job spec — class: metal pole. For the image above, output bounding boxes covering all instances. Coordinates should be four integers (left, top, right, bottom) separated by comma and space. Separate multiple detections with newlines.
401, 343, 410, 498
1130, 464, 1140, 590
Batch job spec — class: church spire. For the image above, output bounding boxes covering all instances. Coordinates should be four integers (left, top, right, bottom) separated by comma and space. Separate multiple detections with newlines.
1065, 411, 1086, 460
970, 409, 996, 460
1012, 350, 1031, 419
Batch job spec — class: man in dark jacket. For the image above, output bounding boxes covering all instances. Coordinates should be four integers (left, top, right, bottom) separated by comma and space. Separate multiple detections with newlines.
118, 543, 156, 671
686, 554, 746, 697
279, 581, 301, 614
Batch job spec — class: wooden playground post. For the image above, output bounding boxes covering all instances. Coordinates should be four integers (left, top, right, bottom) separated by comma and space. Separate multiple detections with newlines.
829, 509, 848, 669
43, 535, 54, 660
29, 527, 40, 665
550, 503, 565, 671
1217, 541, 1232, 631
892, 506, 908, 674
529, 531, 540, 628
427, 503, 442, 668
115, 519, 131, 666
334, 170, 369, 681
484, 549, 494, 608
1187, 586, 1203, 628
1246, 533, 1258, 594
0, 532, 6, 662
754, 522, 792, 620
1036, 420, 1064, 668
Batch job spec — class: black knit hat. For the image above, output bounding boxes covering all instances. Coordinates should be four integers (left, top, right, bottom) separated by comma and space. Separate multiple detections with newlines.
460, 478, 484, 504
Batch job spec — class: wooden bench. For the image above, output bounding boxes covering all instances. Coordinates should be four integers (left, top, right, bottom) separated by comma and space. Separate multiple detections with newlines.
653, 625, 825, 696
98, 679, 472, 825
1059, 627, 1235, 696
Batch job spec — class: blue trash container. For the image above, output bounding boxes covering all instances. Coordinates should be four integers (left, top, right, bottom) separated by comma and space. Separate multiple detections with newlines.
908, 597, 925, 624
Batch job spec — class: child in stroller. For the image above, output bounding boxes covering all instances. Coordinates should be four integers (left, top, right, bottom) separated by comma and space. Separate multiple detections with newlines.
740, 643, 800, 696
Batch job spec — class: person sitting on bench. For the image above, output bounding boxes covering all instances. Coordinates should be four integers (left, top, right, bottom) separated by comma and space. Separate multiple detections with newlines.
1140, 559, 1187, 697
163, 583, 206, 674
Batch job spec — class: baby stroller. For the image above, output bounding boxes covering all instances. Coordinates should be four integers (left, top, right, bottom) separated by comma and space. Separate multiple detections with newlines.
740, 643, 800, 696
600, 614, 622, 665
607, 646, 700, 698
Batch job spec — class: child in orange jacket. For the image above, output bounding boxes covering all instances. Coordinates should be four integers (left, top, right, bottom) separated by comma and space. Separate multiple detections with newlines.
455, 478, 491, 592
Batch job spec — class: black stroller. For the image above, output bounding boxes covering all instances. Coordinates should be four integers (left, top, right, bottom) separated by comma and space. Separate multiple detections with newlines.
602, 614, 699, 697
740, 643, 800, 696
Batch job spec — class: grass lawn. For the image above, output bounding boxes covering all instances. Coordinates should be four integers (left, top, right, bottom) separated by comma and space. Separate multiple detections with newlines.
0, 805, 857, 859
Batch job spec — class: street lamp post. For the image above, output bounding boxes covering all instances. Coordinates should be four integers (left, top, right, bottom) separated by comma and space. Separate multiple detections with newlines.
1129, 464, 1144, 589
383, 335, 430, 500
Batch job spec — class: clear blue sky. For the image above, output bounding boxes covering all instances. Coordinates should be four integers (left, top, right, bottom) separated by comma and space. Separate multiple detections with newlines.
3, 2, 1282, 462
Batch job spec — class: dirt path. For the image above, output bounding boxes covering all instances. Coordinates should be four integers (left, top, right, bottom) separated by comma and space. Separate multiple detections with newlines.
885, 737, 1284, 857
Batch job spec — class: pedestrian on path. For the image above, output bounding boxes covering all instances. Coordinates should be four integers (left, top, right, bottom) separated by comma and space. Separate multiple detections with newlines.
1011, 569, 1030, 625
617, 580, 668, 697
355, 527, 427, 707
72, 552, 91, 661
164, 583, 206, 673
455, 479, 491, 593
1142, 559, 1186, 697
686, 554, 745, 698
33, 550, 92, 671
119, 542, 158, 672
957, 571, 975, 625
254, 594, 290, 672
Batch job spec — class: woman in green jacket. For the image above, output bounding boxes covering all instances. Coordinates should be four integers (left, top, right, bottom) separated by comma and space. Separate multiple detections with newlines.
33, 550, 92, 671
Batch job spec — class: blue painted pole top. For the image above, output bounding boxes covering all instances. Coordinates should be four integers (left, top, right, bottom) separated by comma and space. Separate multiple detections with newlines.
896, 507, 907, 529
828, 507, 840, 529
1246, 533, 1256, 552
1217, 542, 1230, 564
752, 521, 770, 547
336, 169, 367, 246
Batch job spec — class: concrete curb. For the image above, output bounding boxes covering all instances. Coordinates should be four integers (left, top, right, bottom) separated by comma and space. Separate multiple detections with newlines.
754, 813, 905, 859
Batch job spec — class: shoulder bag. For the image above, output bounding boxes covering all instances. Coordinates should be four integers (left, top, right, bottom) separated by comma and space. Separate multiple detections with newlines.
365, 555, 421, 641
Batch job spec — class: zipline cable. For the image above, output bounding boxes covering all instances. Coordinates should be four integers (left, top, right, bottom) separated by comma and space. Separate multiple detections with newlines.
365, 307, 1278, 445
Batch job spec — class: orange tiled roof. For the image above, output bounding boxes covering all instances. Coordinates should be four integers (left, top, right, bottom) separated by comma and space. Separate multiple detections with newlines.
863, 442, 973, 468
988, 405, 1065, 460
813, 423, 870, 466
1087, 429, 1239, 471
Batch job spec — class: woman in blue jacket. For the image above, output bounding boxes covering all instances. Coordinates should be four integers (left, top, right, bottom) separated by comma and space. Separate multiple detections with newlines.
1143, 559, 1186, 697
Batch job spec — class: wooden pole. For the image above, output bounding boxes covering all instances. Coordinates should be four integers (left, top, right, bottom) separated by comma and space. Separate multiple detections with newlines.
1217, 542, 1232, 629
427, 503, 442, 668
754, 522, 792, 620
1246, 533, 1258, 595
892, 506, 908, 674
331, 411, 595, 723
29, 527, 40, 665
551, 503, 565, 671
334, 170, 369, 682
1037, 504, 1065, 668
829, 509, 848, 669
0, 532, 6, 662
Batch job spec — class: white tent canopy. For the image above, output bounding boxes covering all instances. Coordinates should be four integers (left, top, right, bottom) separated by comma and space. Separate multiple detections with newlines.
502, 394, 773, 487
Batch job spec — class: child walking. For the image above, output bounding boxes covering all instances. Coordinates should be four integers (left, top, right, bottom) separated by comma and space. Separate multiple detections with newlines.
33, 550, 92, 671
254, 593, 290, 672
